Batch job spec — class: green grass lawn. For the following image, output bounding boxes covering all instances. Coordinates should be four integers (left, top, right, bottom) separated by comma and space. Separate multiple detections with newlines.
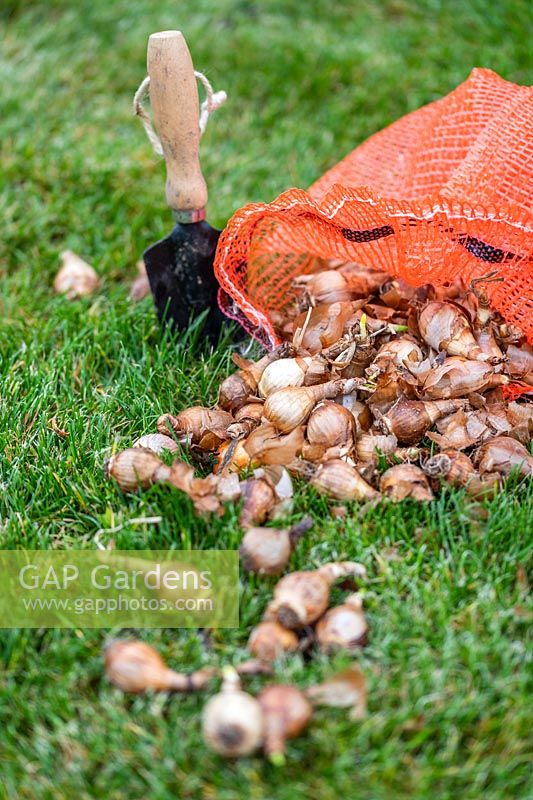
1, 0, 532, 797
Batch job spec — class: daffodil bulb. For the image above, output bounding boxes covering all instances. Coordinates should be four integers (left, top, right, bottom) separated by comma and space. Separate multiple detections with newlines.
258, 357, 312, 398
202, 667, 264, 757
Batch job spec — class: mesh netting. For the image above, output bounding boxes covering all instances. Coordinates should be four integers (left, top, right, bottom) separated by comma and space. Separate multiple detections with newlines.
214, 69, 532, 348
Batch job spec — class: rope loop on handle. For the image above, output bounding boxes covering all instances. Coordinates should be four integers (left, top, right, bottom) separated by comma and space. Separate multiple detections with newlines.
133, 72, 227, 156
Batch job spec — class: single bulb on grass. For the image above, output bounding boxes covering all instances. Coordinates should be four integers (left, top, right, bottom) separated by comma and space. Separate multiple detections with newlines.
104, 640, 215, 693
202, 667, 264, 758
239, 517, 313, 575
247, 621, 300, 662
315, 592, 369, 652
258, 684, 313, 765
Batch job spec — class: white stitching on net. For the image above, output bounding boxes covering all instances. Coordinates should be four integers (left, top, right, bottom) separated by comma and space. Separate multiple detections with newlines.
133, 72, 227, 156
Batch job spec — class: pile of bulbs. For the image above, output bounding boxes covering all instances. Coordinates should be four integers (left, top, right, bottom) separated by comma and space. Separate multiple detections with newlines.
107, 262, 532, 515
105, 260, 532, 759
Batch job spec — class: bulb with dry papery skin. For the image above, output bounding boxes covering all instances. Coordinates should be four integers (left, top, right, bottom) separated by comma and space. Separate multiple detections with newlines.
423, 453, 499, 500
107, 449, 221, 513
169, 462, 222, 515
504, 344, 533, 385
260, 464, 294, 501
418, 301, 485, 360
306, 401, 355, 450
156, 413, 180, 436
105, 447, 172, 492
427, 409, 491, 450
321, 333, 355, 362
202, 667, 264, 758
467, 272, 505, 326
263, 378, 359, 433
239, 477, 277, 528
340, 342, 379, 379
506, 402, 533, 443
476, 329, 503, 362
240, 517, 313, 575
303, 355, 330, 386
372, 337, 423, 370
356, 459, 380, 488
496, 321, 525, 345
337, 262, 390, 296
244, 424, 304, 466
295, 269, 353, 304
218, 346, 289, 411
301, 441, 351, 464
258, 357, 312, 398
379, 278, 421, 309
214, 439, 252, 473
435, 277, 469, 302
366, 368, 409, 415
341, 395, 373, 432
172, 407, 234, 451
416, 357, 507, 400
104, 640, 215, 693
258, 685, 313, 765
474, 436, 533, 477
422, 449, 477, 488
379, 398, 467, 445
361, 302, 398, 322
380, 464, 434, 502
235, 402, 264, 423
256, 465, 294, 518
216, 472, 242, 503
293, 302, 356, 354
393, 446, 425, 463
462, 473, 501, 500
315, 593, 369, 652
54, 250, 100, 298
479, 408, 514, 437
264, 561, 367, 629
472, 299, 492, 329
402, 355, 438, 381
247, 621, 299, 662
167, 461, 200, 493
306, 664, 367, 720
218, 370, 257, 413
355, 433, 398, 461
311, 459, 379, 502
133, 433, 179, 455
226, 401, 265, 438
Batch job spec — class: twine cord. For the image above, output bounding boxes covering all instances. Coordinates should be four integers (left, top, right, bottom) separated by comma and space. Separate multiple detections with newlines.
133, 72, 227, 155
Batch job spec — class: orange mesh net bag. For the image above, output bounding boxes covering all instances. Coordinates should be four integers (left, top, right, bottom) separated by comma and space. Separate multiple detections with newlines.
214, 69, 532, 350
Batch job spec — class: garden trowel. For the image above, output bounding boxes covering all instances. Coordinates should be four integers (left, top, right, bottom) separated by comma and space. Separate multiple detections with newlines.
143, 30, 225, 340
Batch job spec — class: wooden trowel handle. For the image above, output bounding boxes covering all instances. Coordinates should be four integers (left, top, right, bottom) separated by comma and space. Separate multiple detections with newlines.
147, 30, 207, 220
